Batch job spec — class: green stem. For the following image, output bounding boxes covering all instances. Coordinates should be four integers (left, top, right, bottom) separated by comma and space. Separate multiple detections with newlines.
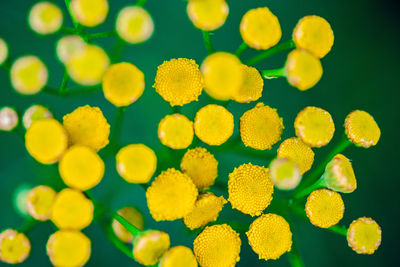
136, 0, 148, 6
245, 39, 296, 65
87, 31, 116, 40
261, 67, 286, 79
18, 219, 38, 234
235, 42, 248, 57
288, 236, 304, 267
59, 70, 69, 95
111, 38, 125, 63
293, 177, 326, 199
64, 0, 79, 29
113, 214, 142, 237
202, 31, 214, 54
328, 225, 348, 236
109, 107, 127, 151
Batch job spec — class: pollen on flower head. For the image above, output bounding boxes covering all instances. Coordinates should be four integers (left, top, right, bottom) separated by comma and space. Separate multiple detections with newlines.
193, 224, 241, 267
28, 1, 63, 35
112, 206, 144, 243
187, 0, 229, 31
159, 246, 198, 267
305, 188, 344, 228
293, 15, 334, 58
228, 163, 274, 216
295, 106, 335, 147
133, 230, 170, 266
22, 104, 53, 129
56, 35, 86, 64
0, 106, 18, 132
269, 158, 302, 190
246, 214, 292, 261
323, 154, 357, 193
344, 110, 380, 148
240, 103, 284, 150
232, 64, 263, 103
146, 168, 198, 221
116, 6, 154, 44
277, 137, 314, 174
26, 185, 56, 221
158, 114, 194, 149
347, 217, 381, 255
0, 229, 31, 264
70, 0, 109, 27
0, 38, 8, 65
240, 7, 282, 50
63, 105, 110, 151
154, 58, 203, 106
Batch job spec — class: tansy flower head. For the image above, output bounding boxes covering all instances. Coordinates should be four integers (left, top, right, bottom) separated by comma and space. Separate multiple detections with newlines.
116, 144, 157, 184
240, 7, 281, 50
347, 217, 381, 254
133, 230, 170, 266
194, 104, 234, 145
240, 103, 284, 150
22, 104, 52, 129
228, 163, 274, 216
180, 147, 218, 189
305, 188, 344, 228
187, 0, 229, 31
50, 188, 94, 230
277, 137, 314, 174
246, 214, 292, 261
294, 106, 335, 147
232, 64, 263, 103
201, 52, 243, 101
344, 110, 380, 148
116, 6, 154, 44
59, 145, 105, 191
0, 107, 18, 132
293, 15, 334, 58
160, 246, 198, 267
0, 38, 8, 65
0, 229, 30, 264
26, 185, 56, 221
56, 35, 86, 64
25, 118, 68, 164
28, 1, 63, 35
269, 158, 302, 190
70, 0, 109, 27
112, 206, 144, 243
154, 58, 203, 106
323, 154, 357, 193
46, 230, 91, 267
158, 114, 194, 149
183, 193, 227, 230
146, 168, 198, 221
193, 224, 241, 267
10, 55, 48, 95
63, 105, 110, 151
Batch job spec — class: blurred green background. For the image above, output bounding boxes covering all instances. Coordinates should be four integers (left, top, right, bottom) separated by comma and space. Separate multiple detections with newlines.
0, 0, 398, 266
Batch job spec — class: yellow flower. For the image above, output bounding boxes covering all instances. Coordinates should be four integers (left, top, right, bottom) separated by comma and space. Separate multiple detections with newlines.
116, 6, 154, 44
116, 144, 157, 184
0, 229, 30, 264
344, 110, 380, 148
22, 104, 53, 129
240, 7, 281, 50
323, 154, 357, 193
133, 230, 170, 266
10, 55, 48, 95
347, 217, 382, 254
247, 214, 292, 261
183, 193, 226, 230
59, 145, 105, 191
0, 38, 8, 65
305, 188, 344, 228
193, 224, 241, 267
46, 230, 91, 267
0, 107, 19, 132
180, 147, 218, 189
50, 188, 94, 230
70, 0, 108, 27
277, 137, 314, 174
63, 105, 110, 151
146, 168, 198, 221
112, 206, 145, 243
194, 104, 234, 145
228, 163, 274, 216
232, 64, 263, 103
160, 246, 198, 267
240, 103, 283, 150
269, 158, 302, 190
26, 185, 56, 221
154, 58, 203, 106
28, 1, 63, 35
25, 118, 68, 164
56, 35, 86, 64
294, 106, 335, 147
187, 0, 229, 31
293, 15, 334, 58
66, 44, 110, 86
158, 114, 194, 149
285, 49, 323, 91
201, 52, 243, 101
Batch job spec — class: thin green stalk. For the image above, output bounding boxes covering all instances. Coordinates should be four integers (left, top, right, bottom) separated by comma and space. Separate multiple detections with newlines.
288, 235, 304, 267
202, 31, 214, 54
261, 67, 286, 79
59, 70, 69, 95
18, 219, 38, 234
245, 39, 295, 65
293, 177, 326, 199
109, 107, 127, 151
113, 214, 141, 237
328, 225, 348, 236
235, 42, 248, 57
136, 0, 148, 6
111, 38, 125, 63
61, 26, 77, 34
64, 0, 79, 29
87, 31, 117, 40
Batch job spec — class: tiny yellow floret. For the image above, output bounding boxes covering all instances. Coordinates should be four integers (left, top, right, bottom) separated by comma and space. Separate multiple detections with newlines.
269, 158, 302, 190
22, 104, 53, 129
112, 206, 145, 243
0, 38, 8, 65
323, 154, 357, 193
133, 230, 170, 266
70, 0, 109, 27
160, 246, 198, 267
56, 35, 86, 64
344, 110, 381, 148
187, 0, 229, 31
232, 64, 263, 103
347, 217, 382, 255
0, 107, 18, 132
29, 1, 63, 35
26, 185, 56, 221
0, 229, 30, 264
158, 114, 194, 149
116, 6, 154, 44
277, 137, 314, 174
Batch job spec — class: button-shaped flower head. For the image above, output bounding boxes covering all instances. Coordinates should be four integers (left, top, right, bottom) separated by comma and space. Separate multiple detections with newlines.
0, 38, 8, 65
26, 185, 56, 221
158, 114, 194, 149
232, 64, 263, 103
0, 107, 18, 132
28, 1, 63, 35
323, 154, 357, 193
133, 230, 170, 266
116, 6, 154, 44
344, 110, 380, 148
347, 217, 382, 254
0, 229, 30, 264
70, 0, 109, 27
269, 158, 302, 190
22, 104, 53, 129
159, 246, 198, 267
112, 206, 144, 243
56, 35, 86, 64
277, 137, 314, 174
187, 0, 229, 31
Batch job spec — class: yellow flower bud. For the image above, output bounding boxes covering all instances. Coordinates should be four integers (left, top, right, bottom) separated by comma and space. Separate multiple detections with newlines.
0, 229, 30, 264
116, 6, 154, 44
26, 185, 56, 221
112, 206, 144, 243
158, 114, 194, 149
232, 64, 263, 103
56, 35, 86, 64
347, 217, 381, 254
277, 137, 314, 174
323, 154, 357, 193
70, 0, 108, 27
28, 1, 63, 35
160, 246, 198, 267
133, 230, 170, 266
187, 0, 229, 31
22, 104, 53, 129
344, 110, 380, 148
0, 38, 8, 65
269, 158, 302, 190
0, 107, 18, 132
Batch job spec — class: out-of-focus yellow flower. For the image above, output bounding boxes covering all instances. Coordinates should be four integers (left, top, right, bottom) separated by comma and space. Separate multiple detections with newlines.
28, 1, 63, 35
187, 0, 229, 31
293, 15, 334, 59
154, 58, 203, 106
63, 105, 110, 151
26, 185, 56, 221
56, 35, 86, 64
50, 188, 94, 230
0, 107, 18, 132
323, 154, 357, 193
158, 114, 194, 149
277, 137, 314, 174
247, 214, 292, 261
240, 103, 283, 150
193, 224, 241, 267
232, 65, 263, 103
240, 7, 281, 50
344, 110, 380, 148
46, 230, 91, 267
228, 163, 274, 216
10, 55, 48, 95
183, 193, 226, 230
22, 104, 53, 129
25, 118, 68, 164
0, 229, 30, 264
347, 217, 381, 255
269, 158, 302, 190
146, 168, 198, 221
133, 230, 170, 266
201, 52, 243, 101
112, 206, 144, 243
116, 6, 154, 44
305, 188, 344, 228
70, 0, 108, 27
0, 38, 8, 65
160, 246, 198, 267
